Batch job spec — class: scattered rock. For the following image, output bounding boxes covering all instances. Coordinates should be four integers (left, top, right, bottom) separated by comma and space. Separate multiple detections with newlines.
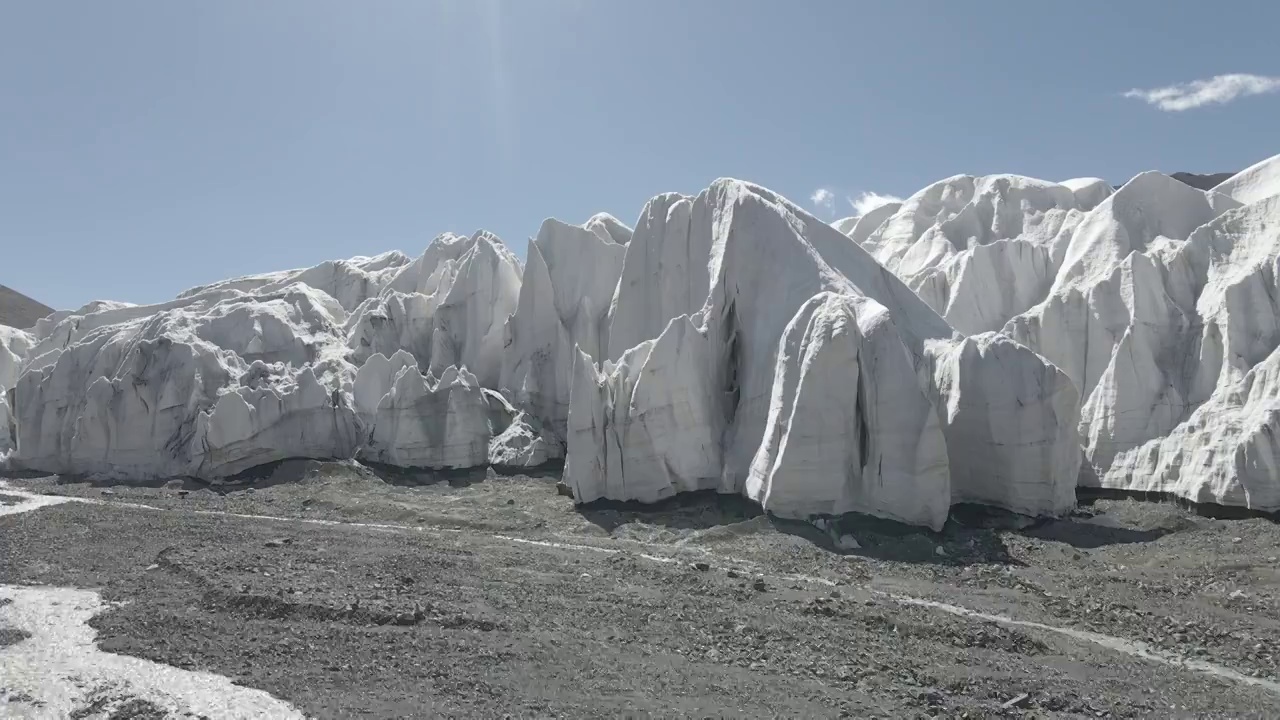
506, 499, 515, 505
934, 545, 947, 557
100, 489, 116, 496
692, 561, 711, 572
752, 578, 768, 592
264, 538, 293, 548
918, 689, 945, 706
1002, 692, 1031, 709
1232, 537, 1243, 544
727, 569, 741, 579
555, 482, 573, 498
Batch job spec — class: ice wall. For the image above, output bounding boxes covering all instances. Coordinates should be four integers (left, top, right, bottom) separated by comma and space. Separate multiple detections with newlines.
9, 153, 1280, 523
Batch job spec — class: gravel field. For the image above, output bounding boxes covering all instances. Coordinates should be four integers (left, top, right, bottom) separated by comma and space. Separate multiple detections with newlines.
2, 460, 1279, 718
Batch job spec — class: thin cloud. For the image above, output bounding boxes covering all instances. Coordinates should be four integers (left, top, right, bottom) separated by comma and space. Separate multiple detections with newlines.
849, 191, 903, 216
1123, 73, 1280, 112
810, 188, 836, 212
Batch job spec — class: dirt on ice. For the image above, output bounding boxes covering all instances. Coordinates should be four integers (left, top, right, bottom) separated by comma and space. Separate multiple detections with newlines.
2, 460, 1278, 718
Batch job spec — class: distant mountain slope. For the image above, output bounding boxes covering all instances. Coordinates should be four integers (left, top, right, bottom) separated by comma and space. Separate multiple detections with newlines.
1112, 171, 1235, 192
0, 284, 54, 329
1170, 171, 1236, 191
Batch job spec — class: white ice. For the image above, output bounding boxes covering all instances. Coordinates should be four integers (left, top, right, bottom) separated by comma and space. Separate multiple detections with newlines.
1214, 153, 1280, 207
857, 162, 1280, 513
7, 151, 1280, 524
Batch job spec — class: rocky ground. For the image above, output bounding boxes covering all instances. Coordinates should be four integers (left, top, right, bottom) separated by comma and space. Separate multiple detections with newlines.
2, 460, 1278, 718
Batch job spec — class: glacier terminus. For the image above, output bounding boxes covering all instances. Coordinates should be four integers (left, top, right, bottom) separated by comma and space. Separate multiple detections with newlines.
4, 152, 1280, 530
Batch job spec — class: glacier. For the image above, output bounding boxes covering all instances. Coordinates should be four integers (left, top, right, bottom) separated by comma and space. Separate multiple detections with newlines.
1214, 152, 1280, 207
3, 152, 1279, 527
845, 153, 1280, 513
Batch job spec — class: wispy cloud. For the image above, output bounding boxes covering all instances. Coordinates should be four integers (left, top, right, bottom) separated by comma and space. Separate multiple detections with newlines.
849, 191, 903, 216
810, 188, 836, 213
1123, 73, 1280, 112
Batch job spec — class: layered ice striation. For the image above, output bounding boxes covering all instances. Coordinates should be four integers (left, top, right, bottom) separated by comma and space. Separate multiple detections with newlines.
855, 159, 1280, 513
6, 152, 1280, 524
6, 231, 523, 479
353, 351, 511, 469
568, 180, 1078, 529
346, 231, 522, 386
856, 174, 1097, 335
12, 284, 362, 479
1, 325, 35, 455
501, 217, 626, 438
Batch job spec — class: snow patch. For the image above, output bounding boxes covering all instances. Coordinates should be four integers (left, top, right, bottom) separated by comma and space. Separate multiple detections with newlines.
0, 584, 304, 718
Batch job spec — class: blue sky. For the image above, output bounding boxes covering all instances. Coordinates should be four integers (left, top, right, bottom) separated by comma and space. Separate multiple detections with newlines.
3, 1, 1278, 310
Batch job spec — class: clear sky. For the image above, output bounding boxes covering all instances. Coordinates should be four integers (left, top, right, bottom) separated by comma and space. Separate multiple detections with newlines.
3, 1, 1278, 310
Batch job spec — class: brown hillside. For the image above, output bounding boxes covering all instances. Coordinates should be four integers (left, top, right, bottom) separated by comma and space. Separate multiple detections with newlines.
0, 283, 54, 329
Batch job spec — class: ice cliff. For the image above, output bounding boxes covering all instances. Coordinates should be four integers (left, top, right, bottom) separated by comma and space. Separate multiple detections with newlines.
567, 180, 1077, 530
847, 155, 1280, 513
1, 326, 35, 454
4, 152, 1279, 524
6, 232, 520, 480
